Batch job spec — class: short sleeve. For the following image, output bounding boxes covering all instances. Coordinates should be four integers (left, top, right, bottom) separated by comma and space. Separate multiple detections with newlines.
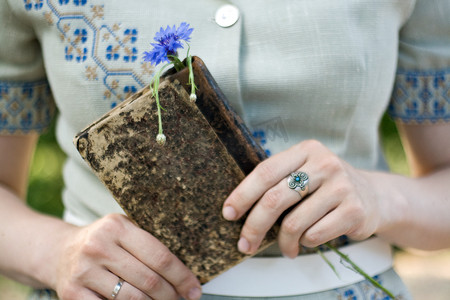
0, 0, 55, 135
388, 0, 450, 124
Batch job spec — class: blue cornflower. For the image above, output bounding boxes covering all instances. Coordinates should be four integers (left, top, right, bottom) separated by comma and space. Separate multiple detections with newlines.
143, 22, 197, 146
143, 22, 194, 66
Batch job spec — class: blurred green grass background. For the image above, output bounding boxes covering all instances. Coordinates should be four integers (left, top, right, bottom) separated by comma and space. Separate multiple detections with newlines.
27, 119, 65, 217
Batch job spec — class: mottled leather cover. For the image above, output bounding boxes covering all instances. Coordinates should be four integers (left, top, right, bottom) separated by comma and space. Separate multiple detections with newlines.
73, 57, 277, 284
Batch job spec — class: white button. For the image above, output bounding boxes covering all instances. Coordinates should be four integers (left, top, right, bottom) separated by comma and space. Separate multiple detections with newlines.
215, 4, 240, 28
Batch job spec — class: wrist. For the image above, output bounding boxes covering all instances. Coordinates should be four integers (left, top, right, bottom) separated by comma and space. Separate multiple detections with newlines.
29, 214, 78, 289
367, 171, 410, 237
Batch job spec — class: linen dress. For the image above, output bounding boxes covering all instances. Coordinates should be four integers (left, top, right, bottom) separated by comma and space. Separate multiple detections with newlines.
1, 0, 449, 299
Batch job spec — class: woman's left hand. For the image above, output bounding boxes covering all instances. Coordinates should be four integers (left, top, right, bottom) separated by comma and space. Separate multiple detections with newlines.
222, 139, 386, 258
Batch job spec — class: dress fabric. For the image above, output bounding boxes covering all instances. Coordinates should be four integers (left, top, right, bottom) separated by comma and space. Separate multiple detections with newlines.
1, 0, 449, 299
28, 268, 411, 300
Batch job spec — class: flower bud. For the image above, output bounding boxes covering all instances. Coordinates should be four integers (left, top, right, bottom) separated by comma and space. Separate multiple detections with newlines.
189, 93, 197, 102
156, 133, 166, 146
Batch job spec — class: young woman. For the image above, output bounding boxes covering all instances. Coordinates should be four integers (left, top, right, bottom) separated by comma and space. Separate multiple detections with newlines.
1, 0, 449, 299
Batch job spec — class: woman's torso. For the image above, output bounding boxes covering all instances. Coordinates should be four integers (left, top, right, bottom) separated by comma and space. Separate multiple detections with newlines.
8, 0, 414, 232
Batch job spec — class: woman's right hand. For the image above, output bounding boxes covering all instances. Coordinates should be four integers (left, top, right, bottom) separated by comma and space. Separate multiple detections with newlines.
52, 213, 202, 300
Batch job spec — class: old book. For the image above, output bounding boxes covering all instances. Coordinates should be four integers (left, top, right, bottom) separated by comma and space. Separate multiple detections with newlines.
74, 57, 278, 284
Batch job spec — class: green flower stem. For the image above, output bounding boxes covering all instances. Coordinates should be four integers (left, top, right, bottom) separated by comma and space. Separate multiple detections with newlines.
324, 242, 396, 299
186, 54, 197, 97
316, 248, 340, 279
152, 74, 163, 136
150, 62, 172, 136
149, 49, 197, 143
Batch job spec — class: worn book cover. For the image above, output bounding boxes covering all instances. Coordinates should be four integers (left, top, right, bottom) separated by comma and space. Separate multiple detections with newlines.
73, 57, 278, 284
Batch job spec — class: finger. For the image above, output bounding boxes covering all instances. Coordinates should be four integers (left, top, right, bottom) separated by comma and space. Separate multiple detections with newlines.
85, 269, 151, 300
120, 220, 202, 300
236, 178, 304, 254
278, 184, 341, 257
223, 143, 310, 220
107, 246, 179, 300
237, 155, 328, 254
300, 201, 373, 247
236, 156, 328, 254
299, 208, 350, 248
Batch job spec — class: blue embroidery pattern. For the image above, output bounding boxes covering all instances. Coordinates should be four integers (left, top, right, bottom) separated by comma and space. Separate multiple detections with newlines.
389, 69, 450, 124
3, 0, 153, 133
251, 116, 291, 156
24, 0, 44, 10
0, 81, 55, 134
335, 274, 396, 300
252, 130, 272, 156
27, 0, 154, 108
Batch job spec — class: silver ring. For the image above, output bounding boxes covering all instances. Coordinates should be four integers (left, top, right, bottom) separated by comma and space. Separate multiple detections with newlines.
287, 171, 309, 199
111, 278, 124, 299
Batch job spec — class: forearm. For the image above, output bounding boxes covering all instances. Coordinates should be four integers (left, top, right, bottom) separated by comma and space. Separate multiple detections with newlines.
371, 166, 450, 250
0, 184, 76, 288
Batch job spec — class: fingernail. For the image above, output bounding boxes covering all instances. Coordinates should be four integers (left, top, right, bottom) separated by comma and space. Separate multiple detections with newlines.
238, 237, 250, 253
188, 287, 202, 300
282, 251, 297, 260
222, 206, 237, 220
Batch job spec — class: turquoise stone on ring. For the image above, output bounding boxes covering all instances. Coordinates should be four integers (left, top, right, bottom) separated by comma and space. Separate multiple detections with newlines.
287, 171, 309, 199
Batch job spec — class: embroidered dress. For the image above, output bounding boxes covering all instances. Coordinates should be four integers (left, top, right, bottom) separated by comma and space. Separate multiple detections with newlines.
1, 0, 449, 299
27, 269, 410, 300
